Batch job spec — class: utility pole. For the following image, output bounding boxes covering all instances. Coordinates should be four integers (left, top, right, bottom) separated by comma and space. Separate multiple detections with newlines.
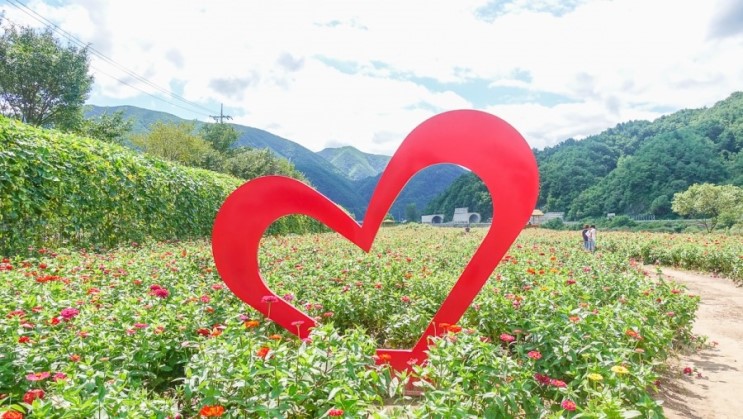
210, 103, 232, 124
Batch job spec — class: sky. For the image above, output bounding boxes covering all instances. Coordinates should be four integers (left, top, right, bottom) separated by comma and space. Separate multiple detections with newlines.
2, 0, 743, 155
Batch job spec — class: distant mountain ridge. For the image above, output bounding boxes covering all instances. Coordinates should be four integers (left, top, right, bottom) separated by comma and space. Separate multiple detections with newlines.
87, 105, 464, 220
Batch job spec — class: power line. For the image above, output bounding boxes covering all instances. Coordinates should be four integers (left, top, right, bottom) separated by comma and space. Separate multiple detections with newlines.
3, 0, 216, 118
210, 103, 233, 123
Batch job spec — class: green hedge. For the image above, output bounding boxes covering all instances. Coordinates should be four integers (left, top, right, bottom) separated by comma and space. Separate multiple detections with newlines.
0, 116, 320, 256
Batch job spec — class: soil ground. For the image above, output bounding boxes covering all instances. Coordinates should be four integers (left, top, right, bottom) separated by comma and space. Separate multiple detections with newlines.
645, 266, 743, 419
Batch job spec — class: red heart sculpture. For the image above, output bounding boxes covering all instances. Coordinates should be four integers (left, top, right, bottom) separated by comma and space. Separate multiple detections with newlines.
212, 110, 538, 372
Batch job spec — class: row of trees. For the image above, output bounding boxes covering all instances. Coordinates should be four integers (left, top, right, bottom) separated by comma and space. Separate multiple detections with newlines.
0, 18, 301, 182
130, 120, 304, 180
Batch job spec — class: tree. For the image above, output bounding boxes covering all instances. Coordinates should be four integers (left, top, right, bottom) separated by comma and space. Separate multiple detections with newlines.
672, 183, 743, 232
0, 21, 93, 130
131, 121, 214, 167
404, 203, 420, 223
76, 110, 133, 144
200, 122, 239, 154
222, 147, 304, 181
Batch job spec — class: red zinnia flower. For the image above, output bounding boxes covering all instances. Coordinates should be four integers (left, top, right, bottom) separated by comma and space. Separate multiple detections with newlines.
199, 405, 225, 417
152, 288, 169, 298
23, 388, 45, 403
1, 410, 24, 419
328, 408, 344, 416
534, 373, 551, 385
6, 310, 24, 318
261, 295, 278, 304
18, 336, 30, 344
256, 346, 270, 359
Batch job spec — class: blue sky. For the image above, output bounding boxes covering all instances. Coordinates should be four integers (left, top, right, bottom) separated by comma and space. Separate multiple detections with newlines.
2, 0, 742, 154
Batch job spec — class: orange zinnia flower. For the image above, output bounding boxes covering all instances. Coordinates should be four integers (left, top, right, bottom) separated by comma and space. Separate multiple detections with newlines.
199, 405, 225, 417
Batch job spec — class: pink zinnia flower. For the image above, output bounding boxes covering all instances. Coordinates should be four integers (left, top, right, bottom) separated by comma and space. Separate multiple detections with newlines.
527, 350, 542, 360
26, 371, 50, 381
549, 378, 567, 388
500, 333, 515, 343
261, 295, 279, 304
561, 400, 577, 411
60, 307, 79, 320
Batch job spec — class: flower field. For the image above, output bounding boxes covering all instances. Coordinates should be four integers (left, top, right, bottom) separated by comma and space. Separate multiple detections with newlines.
1, 226, 735, 418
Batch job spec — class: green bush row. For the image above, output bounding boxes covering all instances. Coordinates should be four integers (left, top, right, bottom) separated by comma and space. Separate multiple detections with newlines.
0, 116, 319, 256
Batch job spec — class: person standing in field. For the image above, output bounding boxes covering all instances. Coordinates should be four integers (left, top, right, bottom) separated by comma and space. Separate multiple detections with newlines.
581, 225, 590, 251
588, 225, 597, 252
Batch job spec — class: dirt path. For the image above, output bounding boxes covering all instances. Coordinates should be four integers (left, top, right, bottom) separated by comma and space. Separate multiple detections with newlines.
645, 266, 743, 419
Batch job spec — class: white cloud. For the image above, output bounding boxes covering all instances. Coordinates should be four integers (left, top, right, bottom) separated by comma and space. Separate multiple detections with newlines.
2, 0, 741, 154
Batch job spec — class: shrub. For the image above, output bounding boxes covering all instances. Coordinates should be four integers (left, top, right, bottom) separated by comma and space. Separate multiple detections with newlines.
0, 116, 319, 256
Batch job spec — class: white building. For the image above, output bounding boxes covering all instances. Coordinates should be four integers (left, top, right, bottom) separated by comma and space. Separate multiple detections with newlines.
452, 207, 481, 224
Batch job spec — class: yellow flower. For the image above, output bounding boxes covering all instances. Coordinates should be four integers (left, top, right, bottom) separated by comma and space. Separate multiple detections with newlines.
611, 365, 629, 375
587, 373, 603, 381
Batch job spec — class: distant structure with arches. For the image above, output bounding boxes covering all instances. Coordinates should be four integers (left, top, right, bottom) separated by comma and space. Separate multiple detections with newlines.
421, 214, 445, 224
452, 207, 481, 224
421, 208, 481, 224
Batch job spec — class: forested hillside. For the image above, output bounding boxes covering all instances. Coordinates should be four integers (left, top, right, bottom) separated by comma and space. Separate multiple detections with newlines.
318, 146, 390, 181
428, 91, 743, 220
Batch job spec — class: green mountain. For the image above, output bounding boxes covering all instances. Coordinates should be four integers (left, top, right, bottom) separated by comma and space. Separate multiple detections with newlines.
318, 146, 390, 180
427, 91, 743, 220
355, 164, 467, 221
86, 105, 464, 220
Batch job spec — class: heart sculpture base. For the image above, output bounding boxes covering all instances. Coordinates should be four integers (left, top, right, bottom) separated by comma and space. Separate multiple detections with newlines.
212, 110, 539, 373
